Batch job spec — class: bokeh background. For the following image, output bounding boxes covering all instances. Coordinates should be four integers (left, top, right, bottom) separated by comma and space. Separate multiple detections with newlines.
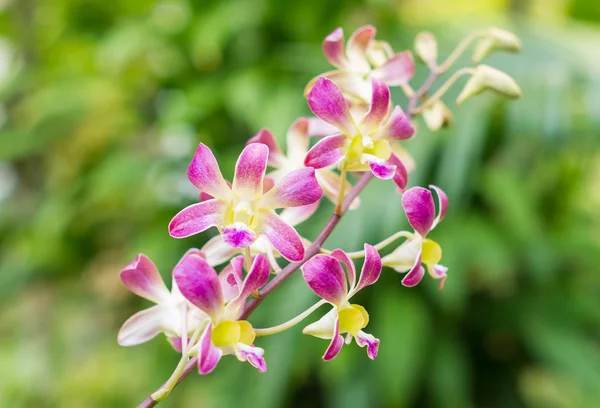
1, 0, 600, 407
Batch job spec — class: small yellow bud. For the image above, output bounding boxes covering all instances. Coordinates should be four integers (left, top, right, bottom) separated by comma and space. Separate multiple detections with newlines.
472, 28, 522, 64
415, 32, 438, 68
456, 65, 521, 105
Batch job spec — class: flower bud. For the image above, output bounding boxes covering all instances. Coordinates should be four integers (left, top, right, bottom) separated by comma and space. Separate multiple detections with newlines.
422, 100, 452, 131
367, 40, 394, 68
456, 65, 521, 105
472, 28, 522, 63
414, 32, 437, 68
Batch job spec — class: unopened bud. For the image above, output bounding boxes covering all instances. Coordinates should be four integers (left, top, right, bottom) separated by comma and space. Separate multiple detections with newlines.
367, 40, 394, 68
414, 32, 438, 68
472, 28, 522, 63
422, 100, 452, 131
456, 65, 521, 105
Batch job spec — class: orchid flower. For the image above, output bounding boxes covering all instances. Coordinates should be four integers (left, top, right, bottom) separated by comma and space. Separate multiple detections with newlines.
169, 142, 323, 262
118, 250, 209, 349
302, 244, 382, 360
174, 252, 270, 374
304, 77, 412, 189
381, 185, 449, 289
305, 25, 415, 105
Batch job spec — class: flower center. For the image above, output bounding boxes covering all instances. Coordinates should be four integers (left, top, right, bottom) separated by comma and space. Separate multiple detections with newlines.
211, 320, 256, 348
222, 198, 261, 247
338, 304, 369, 336
346, 135, 391, 163
421, 239, 442, 267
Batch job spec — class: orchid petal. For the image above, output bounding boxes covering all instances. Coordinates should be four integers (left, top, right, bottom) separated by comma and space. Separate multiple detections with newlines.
200, 235, 239, 267
355, 330, 380, 360
247, 129, 285, 167
118, 305, 172, 346
302, 254, 347, 306
187, 143, 232, 201
303, 307, 338, 339
401, 251, 425, 287
167, 336, 185, 353
259, 168, 323, 209
173, 254, 224, 320
391, 144, 416, 174
369, 159, 396, 180
347, 25, 376, 73
308, 77, 358, 135
286, 118, 310, 163
226, 255, 269, 320
330, 249, 356, 291
221, 223, 257, 248
430, 184, 448, 228
380, 236, 421, 273
387, 153, 408, 191
360, 78, 390, 133
379, 106, 414, 141
307, 116, 340, 137
279, 201, 320, 226
169, 199, 225, 239
316, 170, 360, 210
304, 134, 346, 169
197, 324, 223, 375
120, 255, 170, 304
219, 255, 244, 302
372, 51, 415, 85
354, 244, 382, 294
236, 343, 267, 372
306, 71, 371, 107
323, 27, 347, 68
232, 143, 268, 199
260, 211, 305, 262
323, 317, 344, 361
429, 264, 448, 290
402, 186, 436, 236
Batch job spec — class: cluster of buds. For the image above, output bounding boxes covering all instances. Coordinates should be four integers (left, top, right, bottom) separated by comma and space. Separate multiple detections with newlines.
118, 25, 521, 405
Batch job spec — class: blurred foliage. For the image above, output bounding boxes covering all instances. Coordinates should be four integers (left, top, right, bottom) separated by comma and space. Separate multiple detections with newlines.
1, 0, 600, 407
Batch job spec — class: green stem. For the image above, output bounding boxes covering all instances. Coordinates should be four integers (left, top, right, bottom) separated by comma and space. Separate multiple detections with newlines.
436, 30, 482, 74
413, 67, 475, 114
254, 300, 328, 337
344, 231, 413, 259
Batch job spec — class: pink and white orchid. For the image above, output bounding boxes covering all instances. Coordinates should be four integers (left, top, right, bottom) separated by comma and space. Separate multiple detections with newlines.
118, 250, 209, 349
169, 142, 323, 262
381, 185, 449, 289
302, 244, 382, 360
174, 253, 270, 374
304, 77, 412, 189
305, 25, 415, 105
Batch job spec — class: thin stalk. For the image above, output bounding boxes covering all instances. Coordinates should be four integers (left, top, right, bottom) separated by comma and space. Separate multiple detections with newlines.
254, 299, 327, 337
244, 247, 252, 271
413, 67, 475, 114
344, 231, 413, 259
335, 168, 347, 215
436, 31, 481, 74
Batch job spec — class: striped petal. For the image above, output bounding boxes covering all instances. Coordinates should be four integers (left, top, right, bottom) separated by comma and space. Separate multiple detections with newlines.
233, 143, 269, 200
402, 186, 436, 236
187, 143, 232, 201
378, 106, 414, 141
260, 211, 305, 262
221, 223, 257, 248
360, 78, 390, 134
169, 199, 225, 239
247, 129, 285, 167
369, 159, 396, 180
259, 168, 323, 209
120, 254, 170, 304
372, 51, 415, 86
173, 254, 224, 320
323, 27, 347, 68
304, 134, 346, 169
308, 77, 358, 136
302, 254, 347, 306
197, 324, 223, 375
401, 251, 425, 287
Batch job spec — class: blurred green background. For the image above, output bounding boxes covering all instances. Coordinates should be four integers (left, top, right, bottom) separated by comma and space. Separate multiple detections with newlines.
1, 0, 600, 407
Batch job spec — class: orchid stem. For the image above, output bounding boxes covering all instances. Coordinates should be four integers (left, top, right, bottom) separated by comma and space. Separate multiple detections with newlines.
413, 67, 475, 114
437, 30, 481, 74
244, 247, 252, 271
335, 168, 347, 215
326, 231, 413, 259
254, 299, 328, 337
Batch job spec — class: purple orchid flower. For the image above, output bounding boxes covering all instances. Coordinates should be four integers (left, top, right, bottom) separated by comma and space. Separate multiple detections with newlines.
381, 185, 449, 289
301, 244, 382, 360
169, 142, 323, 262
304, 77, 412, 190
173, 252, 271, 374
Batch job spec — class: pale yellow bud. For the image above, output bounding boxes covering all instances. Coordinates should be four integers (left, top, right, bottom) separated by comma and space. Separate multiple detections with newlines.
456, 65, 521, 105
414, 32, 438, 67
422, 100, 453, 132
472, 28, 522, 63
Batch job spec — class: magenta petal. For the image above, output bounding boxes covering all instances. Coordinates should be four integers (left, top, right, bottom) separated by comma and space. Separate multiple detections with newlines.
372, 51, 415, 85
173, 254, 224, 319
232, 143, 269, 199
120, 254, 170, 303
323, 27, 347, 68
304, 134, 346, 169
360, 78, 390, 133
307, 117, 340, 137
354, 244, 382, 293
167, 336, 185, 353
219, 256, 244, 302
302, 254, 347, 305
237, 343, 267, 373
260, 168, 323, 209
401, 251, 425, 287
387, 153, 408, 191
346, 25, 376, 67
247, 129, 285, 167
187, 143, 232, 201
323, 318, 344, 361
308, 77, 357, 135
369, 159, 396, 180
227, 255, 270, 319
221, 223, 257, 248
330, 249, 356, 290
198, 324, 223, 375
430, 184, 448, 227
169, 199, 225, 239
355, 331, 380, 360
429, 264, 448, 291
402, 187, 436, 236
380, 106, 415, 141
261, 211, 305, 262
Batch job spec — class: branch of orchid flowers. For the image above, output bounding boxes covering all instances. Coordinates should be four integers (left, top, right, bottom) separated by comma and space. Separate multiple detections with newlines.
137, 65, 441, 408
